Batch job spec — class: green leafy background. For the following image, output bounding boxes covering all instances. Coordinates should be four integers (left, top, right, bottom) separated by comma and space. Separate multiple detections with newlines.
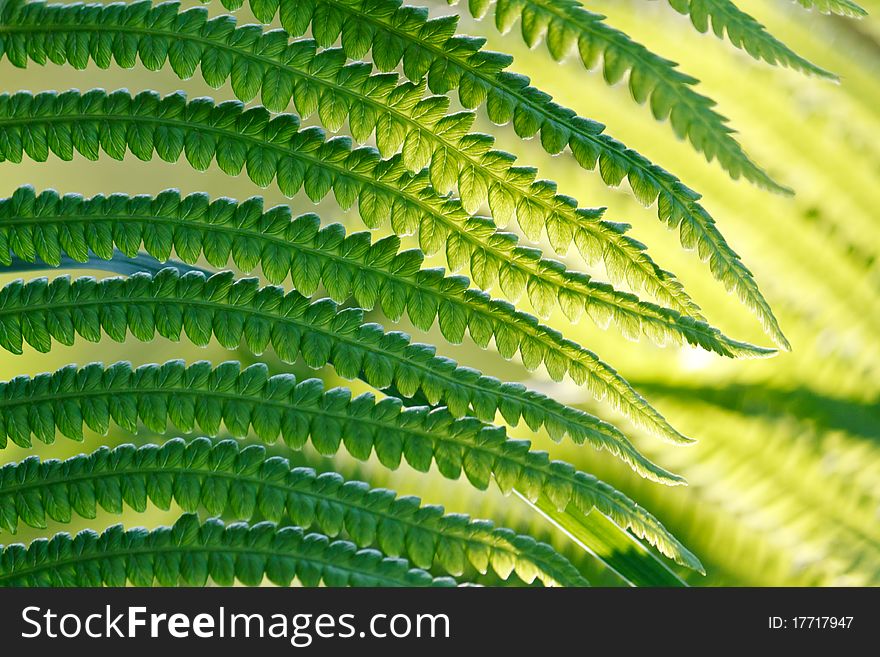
1, 0, 878, 586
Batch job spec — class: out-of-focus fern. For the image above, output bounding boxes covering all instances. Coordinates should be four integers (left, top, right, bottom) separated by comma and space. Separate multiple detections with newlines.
594, 381, 880, 585
792, 0, 867, 17
653, 0, 836, 77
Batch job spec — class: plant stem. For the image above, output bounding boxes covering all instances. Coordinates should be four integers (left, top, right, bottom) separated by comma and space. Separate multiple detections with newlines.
3, 250, 210, 277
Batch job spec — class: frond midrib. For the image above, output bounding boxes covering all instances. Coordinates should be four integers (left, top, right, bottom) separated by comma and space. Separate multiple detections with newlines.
670, 0, 837, 77
0, 455, 578, 584
472, 0, 782, 188
0, 362, 679, 486
0, 541, 415, 586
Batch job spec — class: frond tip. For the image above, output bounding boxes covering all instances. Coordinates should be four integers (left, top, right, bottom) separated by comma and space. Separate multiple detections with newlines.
0, 439, 589, 586
0, 512, 458, 586
447, 0, 788, 193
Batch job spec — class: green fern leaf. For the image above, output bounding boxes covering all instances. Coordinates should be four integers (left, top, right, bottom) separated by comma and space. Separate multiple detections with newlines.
0, 512, 457, 586
0, 268, 686, 484
194, 0, 790, 349
446, 0, 786, 191
0, 89, 776, 357
0, 186, 695, 446
0, 360, 702, 570
0, 0, 704, 317
0, 439, 589, 586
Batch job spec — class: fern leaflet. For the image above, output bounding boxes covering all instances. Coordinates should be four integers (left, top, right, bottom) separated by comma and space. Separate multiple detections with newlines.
446, 0, 785, 191
0, 360, 702, 569
0, 439, 588, 586
198, 0, 791, 349
0, 185, 698, 445
0, 0, 709, 318
0, 274, 686, 485
792, 0, 867, 17
0, 357, 668, 487
0, 512, 457, 586
0, 89, 775, 358
656, 0, 836, 78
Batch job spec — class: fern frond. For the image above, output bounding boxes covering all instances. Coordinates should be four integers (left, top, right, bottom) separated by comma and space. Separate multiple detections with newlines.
0, 360, 702, 569
0, 0, 701, 317
792, 0, 868, 17
0, 186, 694, 445
657, 0, 836, 78
0, 512, 457, 586
445, 0, 785, 191
200, 0, 790, 349
0, 89, 775, 358
0, 439, 588, 586
0, 269, 685, 485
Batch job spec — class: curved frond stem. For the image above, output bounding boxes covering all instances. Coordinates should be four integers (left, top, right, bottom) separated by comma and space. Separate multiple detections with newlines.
0, 439, 589, 586
0, 512, 457, 586
517, 490, 687, 586
0, 89, 775, 358
4, 249, 208, 276
0, 360, 702, 570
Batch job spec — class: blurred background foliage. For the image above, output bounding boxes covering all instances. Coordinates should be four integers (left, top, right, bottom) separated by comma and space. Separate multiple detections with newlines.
1, 0, 878, 586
